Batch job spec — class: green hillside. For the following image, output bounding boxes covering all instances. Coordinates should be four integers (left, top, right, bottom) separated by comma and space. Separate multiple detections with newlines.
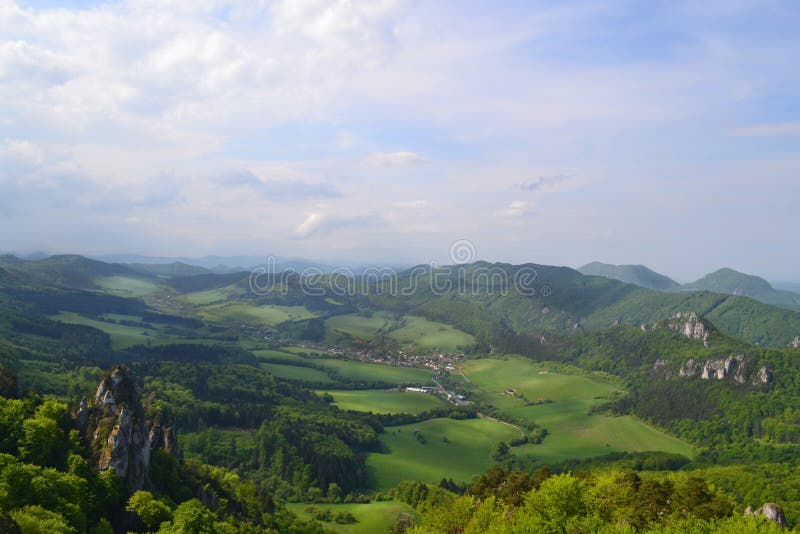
579, 261, 679, 291
681, 268, 800, 312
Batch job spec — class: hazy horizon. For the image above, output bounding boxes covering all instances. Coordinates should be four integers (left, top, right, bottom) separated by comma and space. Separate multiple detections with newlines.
1, 1, 799, 281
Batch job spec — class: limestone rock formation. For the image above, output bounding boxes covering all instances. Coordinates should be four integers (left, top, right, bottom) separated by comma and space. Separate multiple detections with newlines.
677, 354, 747, 382
81, 367, 151, 491
745, 503, 788, 528
661, 312, 712, 347
790, 336, 800, 349
149, 412, 180, 459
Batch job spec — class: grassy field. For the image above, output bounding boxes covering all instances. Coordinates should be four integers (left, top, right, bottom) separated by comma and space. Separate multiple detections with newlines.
181, 285, 246, 305
259, 362, 333, 383
387, 315, 475, 352
320, 389, 445, 414
316, 359, 434, 385
286, 501, 415, 534
95, 275, 163, 297
324, 312, 398, 340
252, 348, 310, 363
367, 417, 522, 490
460, 357, 694, 463
51, 311, 170, 349
198, 303, 317, 326
281, 345, 331, 357
325, 313, 474, 352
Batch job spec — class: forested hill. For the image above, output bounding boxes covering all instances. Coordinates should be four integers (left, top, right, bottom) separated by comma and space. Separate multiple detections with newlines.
365, 262, 800, 348
579, 261, 800, 313
578, 261, 680, 291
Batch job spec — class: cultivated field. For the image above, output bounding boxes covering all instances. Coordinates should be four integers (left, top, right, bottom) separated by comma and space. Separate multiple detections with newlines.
461, 356, 693, 462
197, 303, 317, 326
367, 417, 522, 491
387, 315, 475, 351
321, 389, 445, 414
95, 275, 163, 297
259, 362, 333, 383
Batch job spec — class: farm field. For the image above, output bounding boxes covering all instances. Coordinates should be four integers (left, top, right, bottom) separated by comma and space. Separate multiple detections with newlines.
95, 275, 163, 296
320, 389, 445, 414
324, 313, 474, 352
50, 311, 171, 349
285, 501, 416, 534
252, 348, 309, 363
259, 362, 333, 383
387, 315, 475, 351
367, 417, 521, 491
315, 358, 434, 385
197, 303, 317, 326
460, 356, 694, 462
181, 285, 246, 305
324, 312, 398, 340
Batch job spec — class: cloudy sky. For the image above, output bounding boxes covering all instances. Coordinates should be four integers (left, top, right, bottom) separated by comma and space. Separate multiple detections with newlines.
1, 0, 799, 280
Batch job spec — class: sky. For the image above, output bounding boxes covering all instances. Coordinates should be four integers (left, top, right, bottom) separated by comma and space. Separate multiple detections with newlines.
0, 0, 799, 281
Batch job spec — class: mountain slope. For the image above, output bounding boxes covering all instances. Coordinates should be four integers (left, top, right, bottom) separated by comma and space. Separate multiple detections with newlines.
0, 254, 149, 291
681, 268, 800, 312
578, 261, 679, 291
362, 262, 800, 348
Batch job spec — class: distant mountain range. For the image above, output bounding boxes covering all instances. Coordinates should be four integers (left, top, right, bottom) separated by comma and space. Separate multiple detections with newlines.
578, 262, 680, 291
579, 262, 800, 312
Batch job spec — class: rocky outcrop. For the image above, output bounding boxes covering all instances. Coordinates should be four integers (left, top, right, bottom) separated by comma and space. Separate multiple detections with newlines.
149, 413, 180, 459
790, 336, 800, 349
81, 367, 151, 491
671, 354, 770, 385
660, 312, 712, 347
745, 503, 788, 528
678, 355, 746, 382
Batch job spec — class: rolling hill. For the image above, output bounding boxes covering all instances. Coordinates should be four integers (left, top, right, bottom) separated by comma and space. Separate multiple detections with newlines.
681, 268, 800, 312
578, 261, 679, 291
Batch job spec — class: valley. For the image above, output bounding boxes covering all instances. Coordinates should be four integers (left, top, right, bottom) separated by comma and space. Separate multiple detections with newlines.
0, 254, 798, 532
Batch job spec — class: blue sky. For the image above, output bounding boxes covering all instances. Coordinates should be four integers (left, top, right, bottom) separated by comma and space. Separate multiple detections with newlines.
1, 0, 799, 281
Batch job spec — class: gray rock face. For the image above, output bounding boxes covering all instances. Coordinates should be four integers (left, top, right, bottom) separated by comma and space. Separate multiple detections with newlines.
746, 503, 788, 528
678, 354, 748, 382
87, 367, 150, 491
790, 336, 800, 349
149, 414, 181, 459
662, 312, 712, 347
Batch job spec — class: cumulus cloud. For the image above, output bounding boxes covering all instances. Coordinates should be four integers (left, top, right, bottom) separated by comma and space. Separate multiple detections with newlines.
496, 201, 531, 218
0, 0, 798, 276
295, 212, 383, 238
363, 151, 427, 167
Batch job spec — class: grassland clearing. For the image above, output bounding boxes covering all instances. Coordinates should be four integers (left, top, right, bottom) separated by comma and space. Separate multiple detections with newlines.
321, 389, 445, 414
286, 501, 415, 534
367, 417, 521, 490
460, 356, 693, 463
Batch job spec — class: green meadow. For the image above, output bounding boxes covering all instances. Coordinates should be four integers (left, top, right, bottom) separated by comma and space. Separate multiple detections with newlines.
460, 356, 693, 463
315, 359, 434, 385
367, 417, 521, 491
181, 285, 246, 305
259, 362, 333, 383
95, 275, 163, 297
198, 303, 317, 326
285, 501, 416, 534
50, 311, 169, 349
324, 312, 398, 340
321, 389, 445, 414
387, 315, 475, 352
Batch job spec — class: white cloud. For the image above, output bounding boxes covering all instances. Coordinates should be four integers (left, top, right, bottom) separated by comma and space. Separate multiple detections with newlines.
496, 201, 531, 218
363, 151, 427, 167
